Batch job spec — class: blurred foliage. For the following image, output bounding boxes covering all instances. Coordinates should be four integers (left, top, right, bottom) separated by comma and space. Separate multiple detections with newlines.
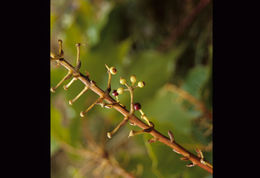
51, 0, 212, 177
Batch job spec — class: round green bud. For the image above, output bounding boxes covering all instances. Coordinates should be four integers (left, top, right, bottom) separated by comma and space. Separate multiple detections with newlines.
130, 75, 136, 84
120, 78, 127, 85
109, 67, 117, 75
117, 87, 124, 95
138, 81, 145, 88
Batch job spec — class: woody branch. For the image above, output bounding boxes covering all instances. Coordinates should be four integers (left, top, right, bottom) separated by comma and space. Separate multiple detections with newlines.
50, 41, 213, 174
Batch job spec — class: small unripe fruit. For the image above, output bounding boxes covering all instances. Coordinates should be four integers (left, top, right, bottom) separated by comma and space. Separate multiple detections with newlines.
112, 90, 119, 96
134, 103, 141, 110
138, 81, 145, 88
117, 87, 124, 95
120, 78, 127, 85
109, 67, 117, 75
130, 75, 136, 84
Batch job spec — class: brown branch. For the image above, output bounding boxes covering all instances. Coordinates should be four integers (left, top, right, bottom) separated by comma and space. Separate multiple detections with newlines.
51, 57, 213, 174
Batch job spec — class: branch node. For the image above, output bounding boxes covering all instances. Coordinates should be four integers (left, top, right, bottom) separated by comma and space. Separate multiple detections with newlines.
128, 123, 154, 138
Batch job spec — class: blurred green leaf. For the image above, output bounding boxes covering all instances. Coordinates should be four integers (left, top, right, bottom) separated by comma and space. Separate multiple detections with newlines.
182, 65, 210, 99
51, 136, 60, 156
51, 104, 70, 143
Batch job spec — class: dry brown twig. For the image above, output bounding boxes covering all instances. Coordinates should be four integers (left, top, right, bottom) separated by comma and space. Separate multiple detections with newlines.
50, 40, 213, 174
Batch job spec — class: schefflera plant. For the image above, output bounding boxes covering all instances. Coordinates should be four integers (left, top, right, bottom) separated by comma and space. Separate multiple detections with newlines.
50, 40, 213, 174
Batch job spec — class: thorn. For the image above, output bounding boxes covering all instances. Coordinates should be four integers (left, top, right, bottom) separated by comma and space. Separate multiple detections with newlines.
195, 148, 204, 159
172, 149, 181, 154
186, 162, 195, 168
168, 130, 175, 143
97, 101, 114, 109
104, 104, 114, 109
141, 114, 152, 126
128, 130, 135, 137
129, 121, 136, 126
180, 157, 189, 161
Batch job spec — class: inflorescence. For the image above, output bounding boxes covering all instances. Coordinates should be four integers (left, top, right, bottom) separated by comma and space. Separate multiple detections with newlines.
50, 40, 213, 173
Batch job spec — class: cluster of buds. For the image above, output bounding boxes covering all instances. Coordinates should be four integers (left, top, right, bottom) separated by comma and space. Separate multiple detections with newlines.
79, 64, 118, 118
107, 74, 155, 139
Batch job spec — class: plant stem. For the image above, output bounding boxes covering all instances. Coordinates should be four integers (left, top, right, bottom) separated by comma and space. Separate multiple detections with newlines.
52, 58, 213, 174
